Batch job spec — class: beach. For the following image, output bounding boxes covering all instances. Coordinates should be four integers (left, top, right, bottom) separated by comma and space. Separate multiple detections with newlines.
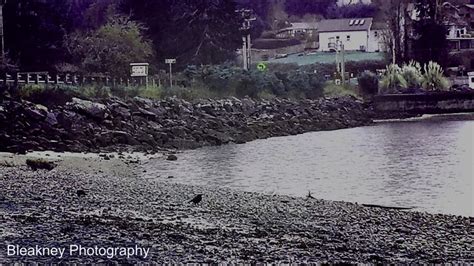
0, 152, 471, 263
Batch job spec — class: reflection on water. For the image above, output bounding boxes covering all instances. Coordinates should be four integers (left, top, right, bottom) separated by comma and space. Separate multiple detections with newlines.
145, 118, 474, 217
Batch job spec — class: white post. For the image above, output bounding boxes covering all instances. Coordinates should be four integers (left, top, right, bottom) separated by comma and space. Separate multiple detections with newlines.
341, 43, 345, 85
242, 36, 248, 70
169, 63, 173, 89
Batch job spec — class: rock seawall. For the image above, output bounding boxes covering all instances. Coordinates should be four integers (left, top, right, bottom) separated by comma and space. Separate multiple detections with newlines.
1, 96, 380, 153
374, 92, 474, 114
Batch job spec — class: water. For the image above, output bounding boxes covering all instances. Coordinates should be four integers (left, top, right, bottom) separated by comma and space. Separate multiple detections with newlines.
145, 116, 474, 217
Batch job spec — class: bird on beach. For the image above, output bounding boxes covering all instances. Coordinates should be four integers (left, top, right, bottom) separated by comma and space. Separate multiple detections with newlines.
76, 189, 86, 197
189, 194, 203, 204
307, 191, 315, 199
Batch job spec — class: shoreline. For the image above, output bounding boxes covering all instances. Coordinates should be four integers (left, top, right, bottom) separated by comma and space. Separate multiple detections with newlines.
1, 155, 472, 263
1, 95, 417, 154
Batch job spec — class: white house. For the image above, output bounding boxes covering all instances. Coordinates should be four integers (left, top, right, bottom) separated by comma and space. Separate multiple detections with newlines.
318, 18, 386, 52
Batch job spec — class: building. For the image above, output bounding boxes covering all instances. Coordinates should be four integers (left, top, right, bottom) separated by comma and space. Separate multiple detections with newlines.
275, 22, 319, 38
317, 18, 386, 52
442, 2, 474, 52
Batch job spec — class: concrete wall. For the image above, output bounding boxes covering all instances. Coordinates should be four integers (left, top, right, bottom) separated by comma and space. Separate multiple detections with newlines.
337, 0, 372, 6
319, 31, 370, 52
374, 92, 474, 114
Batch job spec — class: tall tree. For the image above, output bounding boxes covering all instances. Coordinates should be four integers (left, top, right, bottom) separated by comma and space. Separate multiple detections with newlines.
284, 0, 337, 17
122, 0, 242, 67
376, 0, 410, 64
412, 0, 447, 65
65, 16, 153, 77
3, 0, 72, 71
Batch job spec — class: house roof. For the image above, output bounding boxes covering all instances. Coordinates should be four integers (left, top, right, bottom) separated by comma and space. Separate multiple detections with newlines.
318, 18, 373, 33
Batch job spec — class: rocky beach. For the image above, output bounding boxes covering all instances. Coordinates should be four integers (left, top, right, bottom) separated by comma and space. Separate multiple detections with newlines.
0, 154, 472, 263
0, 94, 412, 154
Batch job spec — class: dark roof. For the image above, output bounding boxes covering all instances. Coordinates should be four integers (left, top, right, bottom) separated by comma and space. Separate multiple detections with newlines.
318, 18, 373, 33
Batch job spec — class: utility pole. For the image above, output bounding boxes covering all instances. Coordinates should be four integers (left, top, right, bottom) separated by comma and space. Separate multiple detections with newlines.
335, 40, 345, 85
236, 9, 255, 70
0, 0, 6, 58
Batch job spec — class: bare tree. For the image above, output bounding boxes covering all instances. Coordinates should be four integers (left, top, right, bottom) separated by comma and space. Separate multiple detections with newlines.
376, 0, 411, 64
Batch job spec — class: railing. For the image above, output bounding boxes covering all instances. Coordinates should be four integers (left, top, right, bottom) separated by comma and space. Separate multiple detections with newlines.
0, 72, 177, 87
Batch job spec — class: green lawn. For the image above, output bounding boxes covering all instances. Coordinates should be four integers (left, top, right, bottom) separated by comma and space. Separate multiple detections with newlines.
268, 52, 386, 65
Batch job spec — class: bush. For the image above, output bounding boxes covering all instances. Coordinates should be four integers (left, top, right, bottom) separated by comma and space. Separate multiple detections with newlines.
401, 61, 422, 89
252, 38, 301, 49
421, 61, 450, 91
380, 64, 407, 93
358, 71, 379, 96
323, 83, 358, 98
19, 85, 77, 107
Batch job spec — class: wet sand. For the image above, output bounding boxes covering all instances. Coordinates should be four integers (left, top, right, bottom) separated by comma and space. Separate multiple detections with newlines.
0, 153, 472, 263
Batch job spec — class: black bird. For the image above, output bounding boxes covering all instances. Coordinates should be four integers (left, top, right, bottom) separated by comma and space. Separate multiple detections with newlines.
307, 191, 315, 199
189, 194, 203, 204
76, 189, 86, 197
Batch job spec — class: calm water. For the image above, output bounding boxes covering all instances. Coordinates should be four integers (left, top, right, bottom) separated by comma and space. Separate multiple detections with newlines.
145, 116, 474, 217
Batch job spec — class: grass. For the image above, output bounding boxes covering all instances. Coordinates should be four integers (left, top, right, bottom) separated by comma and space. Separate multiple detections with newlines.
268, 51, 386, 66
323, 83, 359, 98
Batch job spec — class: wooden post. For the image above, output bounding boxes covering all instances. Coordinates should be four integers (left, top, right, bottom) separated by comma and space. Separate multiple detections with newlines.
54, 74, 59, 84
35, 73, 40, 85
15, 73, 19, 86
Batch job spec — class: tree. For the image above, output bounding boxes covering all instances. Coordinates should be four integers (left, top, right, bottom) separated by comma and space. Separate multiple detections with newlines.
284, 0, 337, 17
412, 0, 448, 66
375, 0, 410, 64
3, 0, 73, 71
122, 0, 242, 68
65, 16, 153, 77
326, 3, 378, 19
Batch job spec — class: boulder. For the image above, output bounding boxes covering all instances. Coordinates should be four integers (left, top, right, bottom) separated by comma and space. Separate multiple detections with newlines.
68, 98, 108, 120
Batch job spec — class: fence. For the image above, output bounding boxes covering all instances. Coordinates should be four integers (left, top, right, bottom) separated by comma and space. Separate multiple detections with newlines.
0, 72, 178, 87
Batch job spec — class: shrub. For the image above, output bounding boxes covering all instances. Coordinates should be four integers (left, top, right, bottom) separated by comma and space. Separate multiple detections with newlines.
80, 85, 111, 99
380, 64, 407, 93
323, 83, 358, 98
401, 61, 422, 89
252, 38, 301, 49
358, 71, 379, 96
421, 61, 450, 91
19, 85, 77, 107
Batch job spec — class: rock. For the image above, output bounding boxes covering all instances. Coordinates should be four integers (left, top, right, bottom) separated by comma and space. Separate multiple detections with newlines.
68, 98, 108, 120
26, 159, 56, 171
167, 154, 178, 161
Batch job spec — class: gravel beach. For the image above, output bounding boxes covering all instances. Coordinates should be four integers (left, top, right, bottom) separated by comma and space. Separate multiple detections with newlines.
0, 154, 472, 263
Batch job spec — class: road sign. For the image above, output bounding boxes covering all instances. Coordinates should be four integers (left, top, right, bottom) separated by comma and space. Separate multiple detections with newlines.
257, 62, 267, 71
130, 63, 149, 77
165, 59, 176, 64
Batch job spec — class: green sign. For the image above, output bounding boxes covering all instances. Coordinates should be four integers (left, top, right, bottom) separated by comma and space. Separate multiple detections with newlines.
257, 62, 267, 71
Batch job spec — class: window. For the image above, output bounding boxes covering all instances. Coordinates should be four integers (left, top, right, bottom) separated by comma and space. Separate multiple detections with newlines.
471, 77, 474, 83
336, 36, 340, 40
346, 35, 350, 41
374, 31, 378, 37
